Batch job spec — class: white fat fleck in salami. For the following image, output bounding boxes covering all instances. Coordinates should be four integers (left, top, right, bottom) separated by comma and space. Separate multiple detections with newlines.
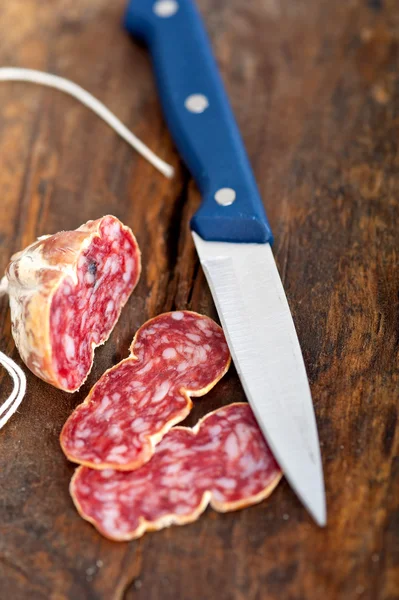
64, 335, 76, 360
162, 348, 177, 360
70, 403, 282, 541
186, 333, 201, 343
225, 432, 240, 460
152, 381, 171, 403
3, 215, 141, 392
106, 301, 115, 314
171, 312, 184, 321
61, 312, 231, 470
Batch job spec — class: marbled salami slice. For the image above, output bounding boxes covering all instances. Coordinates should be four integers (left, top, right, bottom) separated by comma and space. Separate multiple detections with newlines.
61, 311, 231, 470
4, 215, 141, 392
70, 403, 282, 541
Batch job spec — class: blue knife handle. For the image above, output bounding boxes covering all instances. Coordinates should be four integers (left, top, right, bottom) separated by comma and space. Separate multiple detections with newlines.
125, 0, 273, 244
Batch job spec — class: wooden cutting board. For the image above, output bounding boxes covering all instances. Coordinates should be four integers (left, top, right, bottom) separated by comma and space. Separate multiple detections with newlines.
0, 1, 398, 598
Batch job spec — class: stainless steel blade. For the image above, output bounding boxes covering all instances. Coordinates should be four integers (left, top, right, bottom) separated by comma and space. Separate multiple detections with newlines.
192, 232, 326, 526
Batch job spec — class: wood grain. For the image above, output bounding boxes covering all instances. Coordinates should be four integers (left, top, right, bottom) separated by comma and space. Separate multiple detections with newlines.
0, 0, 398, 598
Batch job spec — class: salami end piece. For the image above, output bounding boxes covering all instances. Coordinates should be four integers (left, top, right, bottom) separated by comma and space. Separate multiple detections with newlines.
61, 311, 231, 470
70, 403, 282, 541
5, 215, 141, 392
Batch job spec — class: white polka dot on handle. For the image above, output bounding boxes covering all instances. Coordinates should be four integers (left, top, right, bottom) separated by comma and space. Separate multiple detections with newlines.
214, 188, 236, 206
153, 0, 179, 17
185, 94, 209, 114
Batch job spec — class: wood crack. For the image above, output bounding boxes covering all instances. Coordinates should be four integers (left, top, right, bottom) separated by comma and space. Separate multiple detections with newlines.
116, 542, 143, 600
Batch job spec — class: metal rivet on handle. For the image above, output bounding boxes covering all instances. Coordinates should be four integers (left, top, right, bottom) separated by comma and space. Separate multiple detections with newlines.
153, 0, 179, 17
214, 188, 236, 206
185, 94, 209, 114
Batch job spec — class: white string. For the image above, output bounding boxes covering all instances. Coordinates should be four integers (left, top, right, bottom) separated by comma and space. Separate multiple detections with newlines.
0, 67, 174, 179
0, 351, 26, 429
0, 276, 8, 296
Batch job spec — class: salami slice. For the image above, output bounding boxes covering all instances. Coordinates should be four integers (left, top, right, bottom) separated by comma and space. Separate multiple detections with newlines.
70, 403, 282, 541
61, 311, 231, 470
4, 215, 141, 392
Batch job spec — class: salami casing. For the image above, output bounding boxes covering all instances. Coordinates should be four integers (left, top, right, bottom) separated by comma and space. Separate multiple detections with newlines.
70, 403, 282, 541
61, 311, 231, 470
4, 215, 141, 392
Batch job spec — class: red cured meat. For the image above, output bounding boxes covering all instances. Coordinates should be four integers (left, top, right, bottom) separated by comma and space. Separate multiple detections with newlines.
70, 403, 282, 541
4, 216, 141, 392
61, 311, 231, 470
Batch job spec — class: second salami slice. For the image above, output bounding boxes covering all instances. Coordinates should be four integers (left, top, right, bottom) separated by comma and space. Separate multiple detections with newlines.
60, 311, 231, 470
4, 215, 141, 392
70, 403, 282, 541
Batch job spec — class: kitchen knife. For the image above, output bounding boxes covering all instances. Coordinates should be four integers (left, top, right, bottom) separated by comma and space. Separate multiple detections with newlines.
125, 0, 326, 526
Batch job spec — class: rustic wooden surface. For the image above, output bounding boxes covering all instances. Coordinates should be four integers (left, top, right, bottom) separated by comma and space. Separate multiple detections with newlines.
0, 0, 398, 598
